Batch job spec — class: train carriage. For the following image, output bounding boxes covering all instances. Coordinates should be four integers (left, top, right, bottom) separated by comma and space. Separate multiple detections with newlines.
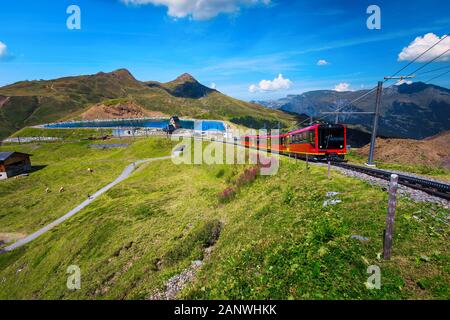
240, 123, 347, 161
287, 124, 346, 161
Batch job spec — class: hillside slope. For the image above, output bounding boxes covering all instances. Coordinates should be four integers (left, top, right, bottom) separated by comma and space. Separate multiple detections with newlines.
0, 69, 296, 139
0, 138, 448, 299
357, 130, 450, 169
79, 99, 168, 120
259, 82, 450, 139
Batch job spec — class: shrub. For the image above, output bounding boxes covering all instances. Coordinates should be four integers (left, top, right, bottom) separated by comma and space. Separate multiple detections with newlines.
219, 165, 260, 203
218, 187, 236, 203
236, 167, 258, 188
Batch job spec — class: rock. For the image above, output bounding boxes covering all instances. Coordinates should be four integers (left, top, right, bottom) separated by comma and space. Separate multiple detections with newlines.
326, 192, 340, 197
192, 260, 203, 268
351, 235, 370, 241
322, 199, 342, 207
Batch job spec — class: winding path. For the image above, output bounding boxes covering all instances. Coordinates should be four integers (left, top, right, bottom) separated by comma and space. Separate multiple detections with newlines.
2, 156, 172, 252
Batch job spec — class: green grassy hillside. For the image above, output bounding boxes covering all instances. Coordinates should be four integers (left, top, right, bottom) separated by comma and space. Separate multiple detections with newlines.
0, 69, 297, 139
0, 138, 448, 299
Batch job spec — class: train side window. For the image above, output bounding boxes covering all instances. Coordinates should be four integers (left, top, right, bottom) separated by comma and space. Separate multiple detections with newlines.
309, 132, 315, 147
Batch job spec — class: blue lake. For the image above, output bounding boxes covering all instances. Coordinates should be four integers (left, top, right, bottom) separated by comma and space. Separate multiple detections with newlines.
44, 119, 226, 131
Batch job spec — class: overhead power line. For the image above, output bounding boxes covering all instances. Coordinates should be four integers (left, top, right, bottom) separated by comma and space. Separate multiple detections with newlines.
425, 69, 450, 83
387, 34, 448, 79
405, 48, 450, 76
312, 37, 450, 125
415, 64, 450, 76
293, 34, 449, 128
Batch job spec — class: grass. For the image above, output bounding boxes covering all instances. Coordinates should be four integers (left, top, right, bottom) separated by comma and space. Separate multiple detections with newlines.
346, 149, 450, 181
8, 127, 114, 141
0, 137, 175, 234
0, 140, 448, 299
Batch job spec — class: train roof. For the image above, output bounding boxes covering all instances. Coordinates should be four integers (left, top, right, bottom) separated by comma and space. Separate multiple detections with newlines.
288, 123, 345, 135
288, 124, 320, 135
240, 123, 345, 139
241, 133, 288, 139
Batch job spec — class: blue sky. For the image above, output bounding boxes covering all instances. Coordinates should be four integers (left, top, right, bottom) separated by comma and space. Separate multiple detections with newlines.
0, 0, 449, 100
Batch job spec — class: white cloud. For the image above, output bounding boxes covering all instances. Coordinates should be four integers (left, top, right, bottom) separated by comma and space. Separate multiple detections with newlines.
210, 82, 217, 89
249, 74, 293, 93
120, 0, 271, 20
398, 33, 450, 62
317, 59, 329, 66
0, 41, 7, 57
248, 84, 258, 93
334, 82, 351, 92
395, 79, 413, 86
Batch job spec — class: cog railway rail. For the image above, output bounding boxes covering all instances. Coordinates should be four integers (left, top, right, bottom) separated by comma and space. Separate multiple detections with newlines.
331, 161, 450, 201
209, 133, 450, 202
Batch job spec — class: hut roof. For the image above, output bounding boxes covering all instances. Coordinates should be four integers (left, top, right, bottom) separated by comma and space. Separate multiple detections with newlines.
0, 152, 32, 162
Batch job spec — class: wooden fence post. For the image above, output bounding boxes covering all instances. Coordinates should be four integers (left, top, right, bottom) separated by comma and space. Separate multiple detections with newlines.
383, 174, 399, 260
306, 154, 309, 170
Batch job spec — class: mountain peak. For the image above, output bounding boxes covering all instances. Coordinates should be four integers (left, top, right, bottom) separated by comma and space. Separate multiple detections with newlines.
108, 68, 136, 81
174, 73, 198, 83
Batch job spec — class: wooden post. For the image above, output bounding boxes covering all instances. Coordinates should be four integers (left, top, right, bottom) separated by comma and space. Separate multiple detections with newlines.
383, 174, 399, 260
18, 136, 21, 145
327, 160, 331, 179
306, 154, 309, 170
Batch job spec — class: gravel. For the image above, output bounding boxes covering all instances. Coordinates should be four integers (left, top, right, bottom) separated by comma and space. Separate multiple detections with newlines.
312, 162, 450, 209
149, 261, 202, 300
149, 246, 214, 300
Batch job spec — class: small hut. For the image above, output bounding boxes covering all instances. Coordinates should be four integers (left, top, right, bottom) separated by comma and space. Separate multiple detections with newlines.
0, 152, 32, 180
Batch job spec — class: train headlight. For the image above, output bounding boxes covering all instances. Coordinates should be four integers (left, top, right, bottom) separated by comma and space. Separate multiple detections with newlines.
340, 145, 343, 148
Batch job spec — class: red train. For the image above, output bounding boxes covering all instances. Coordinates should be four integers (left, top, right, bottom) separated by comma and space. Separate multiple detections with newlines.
240, 123, 347, 161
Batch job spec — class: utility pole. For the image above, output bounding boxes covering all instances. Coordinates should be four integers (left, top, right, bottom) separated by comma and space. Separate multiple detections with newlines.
334, 99, 343, 124
366, 75, 415, 166
366, 81, 383, 166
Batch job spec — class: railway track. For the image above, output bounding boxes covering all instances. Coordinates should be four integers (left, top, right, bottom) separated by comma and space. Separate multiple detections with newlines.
201, 137, 450, 201
331, 162, 450, 201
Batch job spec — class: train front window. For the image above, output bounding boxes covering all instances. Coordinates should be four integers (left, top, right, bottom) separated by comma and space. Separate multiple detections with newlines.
318, 126, 344, 149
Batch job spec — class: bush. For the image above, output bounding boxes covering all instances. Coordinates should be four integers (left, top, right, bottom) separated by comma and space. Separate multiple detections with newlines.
218, 187, 236, 203
218, 165, 260, 203
236, 167, 258, 188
